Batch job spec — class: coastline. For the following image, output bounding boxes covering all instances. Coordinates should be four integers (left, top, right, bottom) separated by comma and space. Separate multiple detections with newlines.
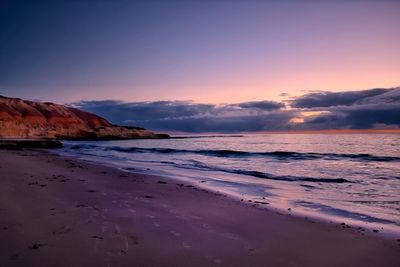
0, 149, 399, 266
57, 149, 400, 237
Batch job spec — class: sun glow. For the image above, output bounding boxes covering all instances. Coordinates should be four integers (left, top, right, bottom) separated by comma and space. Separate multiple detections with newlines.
289, 111, 331, 124
289, 117, 305, 124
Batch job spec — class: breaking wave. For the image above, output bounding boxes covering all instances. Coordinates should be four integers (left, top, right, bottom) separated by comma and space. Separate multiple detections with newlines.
69, 144, 400, 162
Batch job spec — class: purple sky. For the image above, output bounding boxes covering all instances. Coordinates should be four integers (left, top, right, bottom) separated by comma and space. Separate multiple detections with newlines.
0, 0, 399, 132
0, 0, 399, 104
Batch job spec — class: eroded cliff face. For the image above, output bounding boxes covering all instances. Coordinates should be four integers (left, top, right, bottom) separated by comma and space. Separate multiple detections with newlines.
0, 96, 168, 140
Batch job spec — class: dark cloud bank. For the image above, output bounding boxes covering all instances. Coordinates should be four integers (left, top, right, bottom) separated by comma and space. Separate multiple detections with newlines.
73, 87, 400, 133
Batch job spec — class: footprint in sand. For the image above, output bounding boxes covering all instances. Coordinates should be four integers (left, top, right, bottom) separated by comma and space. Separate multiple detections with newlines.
202, 223, 214, 232
101, 221, 116, 234
170, 231, 181, 237
114, 223, 121, 234
213, 258, 222, 264
52, 226, 72, 235
105, 236, 130, 256
169, 209, 179, 214
124, 236, 129, 251
97, 222, 129, 255
175, 215, 190, 221
206, 255, 222, 264
182, 242, 191, 249
129, 235, 139, 245
222, 232, 241, 240
99, 222, 121, 234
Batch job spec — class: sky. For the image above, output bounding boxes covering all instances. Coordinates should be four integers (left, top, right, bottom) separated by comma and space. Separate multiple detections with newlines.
0, 0, 399, 132
73, 88, 400, 132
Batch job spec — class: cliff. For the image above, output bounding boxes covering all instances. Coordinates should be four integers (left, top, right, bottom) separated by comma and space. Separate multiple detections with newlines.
0, 95, 169, 140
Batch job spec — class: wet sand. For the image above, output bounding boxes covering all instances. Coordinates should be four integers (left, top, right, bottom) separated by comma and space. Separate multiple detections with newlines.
0, 149, 399, 267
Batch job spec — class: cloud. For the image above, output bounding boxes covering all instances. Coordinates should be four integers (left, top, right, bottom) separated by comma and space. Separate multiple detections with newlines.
305, 103, 400, 129
73, 99, 291, 133
235, 100, 284, 110
75, 100, 216, 123
127, 112, 295, 133
72, 87, 400, 133
291, 88, 391, 108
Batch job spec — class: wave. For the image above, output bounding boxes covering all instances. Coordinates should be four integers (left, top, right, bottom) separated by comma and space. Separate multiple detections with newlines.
294, 201, 395, 224
67, 144, 353, 183
174, 160, 352, 183
169, 135, 244, 139
68, 144, 400, 162
128, 158, 352, 183
215, 169, 351, 183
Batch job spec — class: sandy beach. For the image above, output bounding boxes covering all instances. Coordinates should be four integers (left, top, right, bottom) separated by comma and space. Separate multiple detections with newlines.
0, 149, 399, 267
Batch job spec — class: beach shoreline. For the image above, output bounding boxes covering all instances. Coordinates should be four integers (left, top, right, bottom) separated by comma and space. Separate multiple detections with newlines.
0, 149, 399, 266
57, 148, 400, 238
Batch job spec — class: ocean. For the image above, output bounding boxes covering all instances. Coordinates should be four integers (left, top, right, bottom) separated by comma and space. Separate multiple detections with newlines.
59, 134, 400, 234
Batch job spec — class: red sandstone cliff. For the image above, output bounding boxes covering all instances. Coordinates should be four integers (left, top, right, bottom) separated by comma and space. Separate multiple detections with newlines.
0, 96, 168, 140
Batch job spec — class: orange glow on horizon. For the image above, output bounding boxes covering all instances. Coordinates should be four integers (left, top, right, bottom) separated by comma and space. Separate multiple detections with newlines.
255, 129, 400, 135
289, 117, 305, 124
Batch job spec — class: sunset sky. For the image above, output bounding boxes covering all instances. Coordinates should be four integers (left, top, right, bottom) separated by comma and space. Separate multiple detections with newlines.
0, 0, 399, 132
1, 0, 399, 104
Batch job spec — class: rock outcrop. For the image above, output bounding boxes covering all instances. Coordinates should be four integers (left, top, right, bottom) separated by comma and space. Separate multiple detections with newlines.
0, 95, 169, 140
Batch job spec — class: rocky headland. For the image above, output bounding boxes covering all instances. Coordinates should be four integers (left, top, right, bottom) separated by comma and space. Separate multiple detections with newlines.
0, 95, 168, 147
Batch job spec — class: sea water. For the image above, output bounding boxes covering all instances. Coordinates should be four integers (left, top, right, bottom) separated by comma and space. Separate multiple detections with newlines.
59, 134, 400, 233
